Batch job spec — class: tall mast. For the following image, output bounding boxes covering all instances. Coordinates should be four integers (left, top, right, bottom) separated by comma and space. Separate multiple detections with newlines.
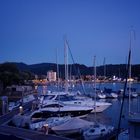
128, 27, 135, 115
103, 57, 106, 78
93, 56, 97, 123
117, 44, 131, 140
56, 48, 59, 91
56, 47, 60, 116
64, 39, 68, 93
128, 32, 132, 115
117, 28, 135, 139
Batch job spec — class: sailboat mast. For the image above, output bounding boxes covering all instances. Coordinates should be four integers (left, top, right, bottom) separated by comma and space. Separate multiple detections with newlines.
56, 48, 59, 91
93, 56, 97, 122
117, 46, 131, 140
56, 48, 61, 116
117, 28, 134, 139
64, 39, 68, 93
103, 57, 106, 79
128, 31, 132, 115
128, 28, 135, 115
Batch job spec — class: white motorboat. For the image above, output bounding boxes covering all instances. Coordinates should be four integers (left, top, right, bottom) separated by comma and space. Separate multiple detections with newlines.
111, 92, 118, 98
83, 123, 114, 140
39, 92, 112, 113
125, 87, 138, 98
103, 88, 118, 98
97, 90, 106, 99
32, 102, 93, 118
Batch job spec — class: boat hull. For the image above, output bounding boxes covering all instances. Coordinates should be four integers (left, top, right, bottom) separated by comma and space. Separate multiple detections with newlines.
31, 109, 92, 119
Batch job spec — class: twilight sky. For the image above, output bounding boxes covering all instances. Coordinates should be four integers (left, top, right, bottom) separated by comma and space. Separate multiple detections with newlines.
0, 0, 140, 66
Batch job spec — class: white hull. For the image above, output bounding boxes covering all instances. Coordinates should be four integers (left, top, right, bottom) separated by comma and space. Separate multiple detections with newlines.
63, 101, 112, 113
33, 102, 93, 118
83, 123, 114, 140
90, 104, 111, 113
97, 94, 106, 99
111, 93, 118, 98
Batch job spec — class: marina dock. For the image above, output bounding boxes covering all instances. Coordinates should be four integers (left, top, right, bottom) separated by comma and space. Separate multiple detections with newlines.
0, 100, 72, 140
0, 125, 71, 140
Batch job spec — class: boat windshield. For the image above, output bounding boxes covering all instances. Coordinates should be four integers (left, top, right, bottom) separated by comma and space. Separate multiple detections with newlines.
55, 95, 76, 101
41, 95, 55, 100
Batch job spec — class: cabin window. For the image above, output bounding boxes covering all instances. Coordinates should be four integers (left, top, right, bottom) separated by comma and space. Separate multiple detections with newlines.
31, 112, 43, 118
44, 104, 63, 108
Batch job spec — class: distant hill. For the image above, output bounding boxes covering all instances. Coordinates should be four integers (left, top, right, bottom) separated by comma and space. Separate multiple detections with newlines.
11, 62, 140, 79
15, 62, 30, 71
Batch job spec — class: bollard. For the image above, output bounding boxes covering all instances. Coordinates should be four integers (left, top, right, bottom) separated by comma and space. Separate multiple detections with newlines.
43, 124, 49, 135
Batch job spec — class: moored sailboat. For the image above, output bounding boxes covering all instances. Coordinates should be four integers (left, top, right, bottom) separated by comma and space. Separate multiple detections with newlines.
83, 56, 114, 140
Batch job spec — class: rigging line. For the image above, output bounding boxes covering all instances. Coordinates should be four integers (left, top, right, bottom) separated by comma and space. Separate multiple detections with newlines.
77, 68, 87, 95
66, 40, 86, 95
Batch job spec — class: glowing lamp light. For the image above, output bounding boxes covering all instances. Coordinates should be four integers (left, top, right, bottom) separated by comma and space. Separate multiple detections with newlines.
113, 75, 116, 80
19, 106, 23, 114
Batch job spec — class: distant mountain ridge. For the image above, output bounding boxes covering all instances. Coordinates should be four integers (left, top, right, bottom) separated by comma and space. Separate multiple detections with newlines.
11, 62, 140, 79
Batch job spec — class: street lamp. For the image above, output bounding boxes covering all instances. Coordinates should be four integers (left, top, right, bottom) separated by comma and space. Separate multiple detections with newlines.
19, 106, 23, 114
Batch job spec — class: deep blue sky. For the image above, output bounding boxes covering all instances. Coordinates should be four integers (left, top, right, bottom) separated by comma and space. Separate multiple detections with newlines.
0, 0, 140, 66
